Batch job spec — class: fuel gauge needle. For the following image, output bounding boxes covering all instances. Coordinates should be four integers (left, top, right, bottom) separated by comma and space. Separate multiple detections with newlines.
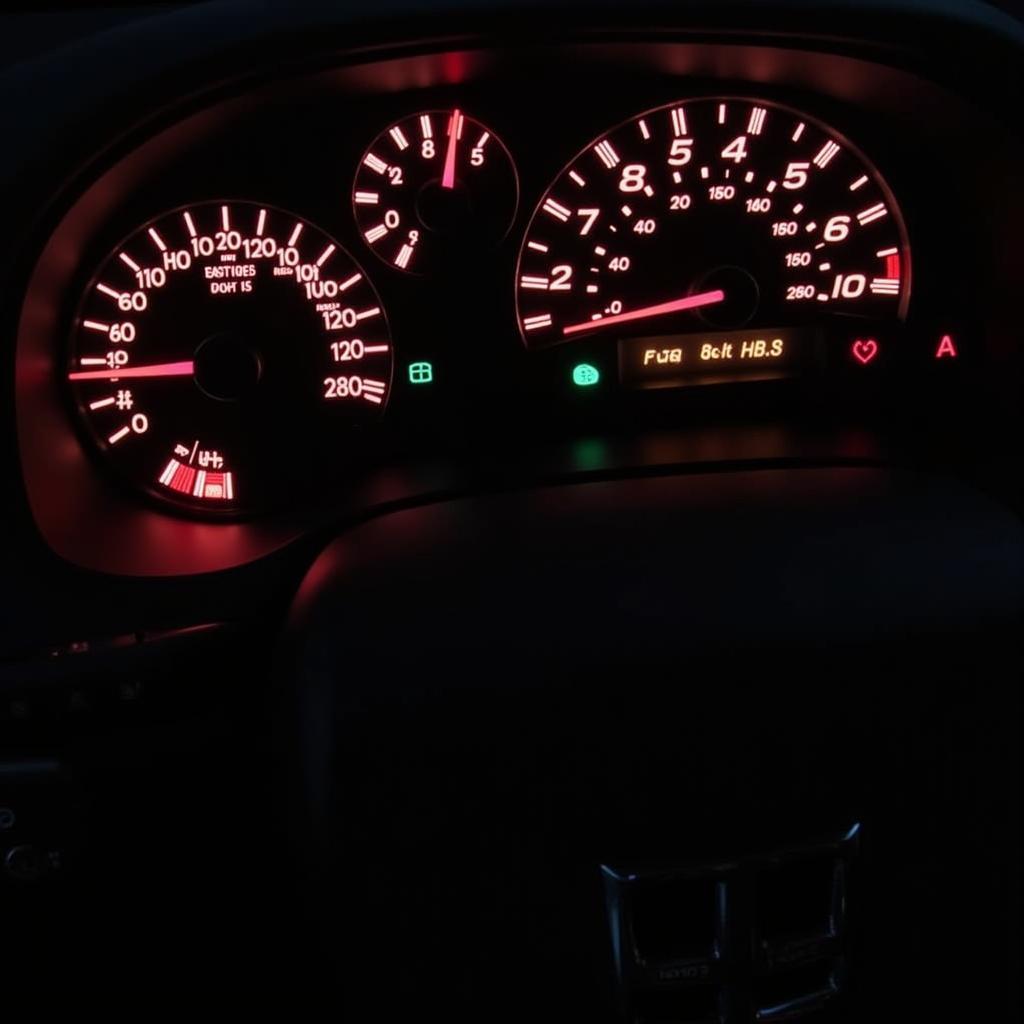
68, 360, 195, 381
441, 108, 463, 190
561, 289, 726, 336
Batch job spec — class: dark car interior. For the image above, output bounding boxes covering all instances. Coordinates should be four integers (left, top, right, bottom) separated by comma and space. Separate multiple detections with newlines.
1, 1, 1020, 1015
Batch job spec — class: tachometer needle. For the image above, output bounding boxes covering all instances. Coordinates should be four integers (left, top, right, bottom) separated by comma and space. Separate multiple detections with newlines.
68, 360, 195, 381
561, 289, 727, 336
441, 108, 463, 190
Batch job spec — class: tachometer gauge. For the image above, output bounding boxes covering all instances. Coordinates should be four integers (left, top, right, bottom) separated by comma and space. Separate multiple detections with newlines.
67, 201, 393, 513
353, 109, 518, 274
515, 98, 909, 377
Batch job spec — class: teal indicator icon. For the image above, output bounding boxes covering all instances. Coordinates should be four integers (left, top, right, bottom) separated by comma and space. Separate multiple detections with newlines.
572, 363, 600, 387
408, 361, 434, 384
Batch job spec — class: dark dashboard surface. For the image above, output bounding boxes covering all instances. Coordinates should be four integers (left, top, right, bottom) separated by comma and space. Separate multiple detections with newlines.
0, 1, 1020, 1015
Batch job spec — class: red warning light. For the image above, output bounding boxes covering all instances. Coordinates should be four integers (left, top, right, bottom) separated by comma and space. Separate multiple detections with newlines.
851, 338, 879, 365
935, 334, 958, 359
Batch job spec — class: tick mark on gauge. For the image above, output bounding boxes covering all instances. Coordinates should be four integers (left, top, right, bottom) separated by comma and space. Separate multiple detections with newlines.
119, 252, 141, 272
595, 140, 621, 168
857, 203, 887, 225
523, 314, 553, 331
315, 244, 336, 268
394, 244, 414, 270
147, 227, 167, 252
519, 275, 549, 290
542, 198, 572, 222
338, 273, 362, 291
389, 126, 409, 150
287, 223, 304, 246
95, 283, 121, 300
220, 205, 231, 231
527, 241, 549, 253
747, 106, 767, 135
184, 211, 198, 237
813, 141, 841, 168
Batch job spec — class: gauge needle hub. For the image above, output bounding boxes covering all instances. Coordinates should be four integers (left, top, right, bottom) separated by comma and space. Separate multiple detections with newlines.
441, 108, 463, 190
68, 360, 195, 381
561, 289, 726, 336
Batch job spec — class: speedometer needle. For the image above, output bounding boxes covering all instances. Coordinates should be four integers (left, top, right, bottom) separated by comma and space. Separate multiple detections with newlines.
561, 289, 727, 336
441, 108, 463, 190
68, 360, 195, 381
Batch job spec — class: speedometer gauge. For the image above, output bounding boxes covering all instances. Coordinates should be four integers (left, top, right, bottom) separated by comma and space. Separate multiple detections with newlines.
67, 201, 392, 513
515, 98, 909, 367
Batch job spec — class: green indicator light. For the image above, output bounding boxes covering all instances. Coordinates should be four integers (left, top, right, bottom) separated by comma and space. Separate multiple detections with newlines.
408, 361, 433, 384
572, 363, 600, 387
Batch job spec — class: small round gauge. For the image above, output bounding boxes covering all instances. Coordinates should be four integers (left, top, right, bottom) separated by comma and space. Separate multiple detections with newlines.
515, 97, 909, 349
352, 109, 518, 274
67, 201, 393, 513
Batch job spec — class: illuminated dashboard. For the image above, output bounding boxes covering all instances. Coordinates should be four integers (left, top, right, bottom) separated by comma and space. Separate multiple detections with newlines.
10, 31, 1023, 575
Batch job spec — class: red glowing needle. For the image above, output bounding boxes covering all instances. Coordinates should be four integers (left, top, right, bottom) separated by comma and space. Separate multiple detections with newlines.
561, 289, 727, 336
68, 360, 195, 381
441, 108, 463, 190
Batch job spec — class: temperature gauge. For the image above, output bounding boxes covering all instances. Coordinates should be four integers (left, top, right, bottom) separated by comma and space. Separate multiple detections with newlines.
352, 109, 518, 275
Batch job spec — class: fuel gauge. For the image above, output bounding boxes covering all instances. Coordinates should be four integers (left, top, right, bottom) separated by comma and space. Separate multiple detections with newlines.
352, 109, 518, 275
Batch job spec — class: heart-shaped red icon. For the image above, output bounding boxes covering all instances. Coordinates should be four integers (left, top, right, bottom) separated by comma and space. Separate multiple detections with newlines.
852, 339, 879, 365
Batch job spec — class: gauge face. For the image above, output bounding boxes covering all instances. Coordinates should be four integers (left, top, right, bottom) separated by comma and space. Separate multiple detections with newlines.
353, 109, 518, 274
68, 201, 392, 513
515, 98, 910, 349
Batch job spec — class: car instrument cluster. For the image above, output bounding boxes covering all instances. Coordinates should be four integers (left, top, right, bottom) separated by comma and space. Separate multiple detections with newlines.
15, 43, 1005, 569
